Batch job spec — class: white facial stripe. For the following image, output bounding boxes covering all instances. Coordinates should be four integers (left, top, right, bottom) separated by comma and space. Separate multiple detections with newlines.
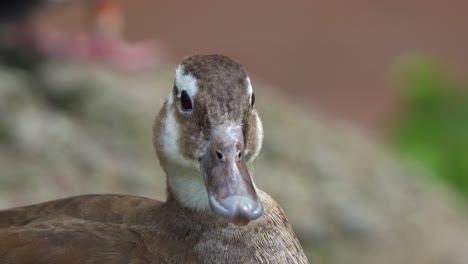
161, 91, 207, 210
246, 76, 253, 94
248, 113, 263, 162
175, 65, 199, 99
160, 103, 198, 169
159, 66, 205, 210
246, 77, 254, 106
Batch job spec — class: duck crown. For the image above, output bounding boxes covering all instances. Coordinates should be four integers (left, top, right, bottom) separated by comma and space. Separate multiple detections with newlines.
176, 54, 252, 126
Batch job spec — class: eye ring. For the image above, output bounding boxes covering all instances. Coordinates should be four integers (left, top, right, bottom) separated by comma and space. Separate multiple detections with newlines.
180, 90, 193, 112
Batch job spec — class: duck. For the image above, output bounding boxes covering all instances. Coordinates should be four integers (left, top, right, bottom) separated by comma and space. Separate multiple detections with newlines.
0, 54, 309, 264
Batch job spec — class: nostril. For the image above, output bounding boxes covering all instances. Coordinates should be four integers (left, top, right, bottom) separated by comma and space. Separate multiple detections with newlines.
237, 151, 242, 160
216, 151, 224, 161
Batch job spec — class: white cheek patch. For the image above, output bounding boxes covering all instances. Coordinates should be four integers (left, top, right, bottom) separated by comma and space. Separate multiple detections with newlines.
246, 76, 253, 95
247, 112, 263, 163
160, 102, 198, 169
160, 94, 208, 210
158, 66, 208, 210
246, 76, 254, 104
175, 65, 199, 99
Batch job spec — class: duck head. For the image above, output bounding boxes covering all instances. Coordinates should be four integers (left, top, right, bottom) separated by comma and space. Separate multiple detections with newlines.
153, 55, 263, 226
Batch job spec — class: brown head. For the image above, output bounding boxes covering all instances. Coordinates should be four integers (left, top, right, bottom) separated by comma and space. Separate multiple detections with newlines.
153, 55, 263, 226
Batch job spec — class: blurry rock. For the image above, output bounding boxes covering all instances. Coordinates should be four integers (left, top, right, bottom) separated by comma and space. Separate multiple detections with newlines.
1, 60, 468, 264
0, 61, 163, 208
256, 101, 468, 264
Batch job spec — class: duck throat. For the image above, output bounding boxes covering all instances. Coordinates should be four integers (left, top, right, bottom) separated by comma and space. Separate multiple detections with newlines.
165, 165, 211, 211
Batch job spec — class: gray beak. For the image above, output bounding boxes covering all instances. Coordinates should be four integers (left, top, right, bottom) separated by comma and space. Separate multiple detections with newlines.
200, 126, 263, 226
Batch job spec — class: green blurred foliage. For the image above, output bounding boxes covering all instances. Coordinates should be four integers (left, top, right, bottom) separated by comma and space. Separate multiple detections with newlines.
390, 55, 468, 198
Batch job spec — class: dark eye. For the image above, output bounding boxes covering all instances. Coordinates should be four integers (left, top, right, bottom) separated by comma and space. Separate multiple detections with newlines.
250, 92, 255, 108
180, 90, 193, 111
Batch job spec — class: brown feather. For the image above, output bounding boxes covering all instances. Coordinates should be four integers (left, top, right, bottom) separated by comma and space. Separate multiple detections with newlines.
0, 191, 307, 263
0, 55, 309, 263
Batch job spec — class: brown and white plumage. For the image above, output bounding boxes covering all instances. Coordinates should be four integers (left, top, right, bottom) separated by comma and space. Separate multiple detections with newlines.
0, 55, 309, 263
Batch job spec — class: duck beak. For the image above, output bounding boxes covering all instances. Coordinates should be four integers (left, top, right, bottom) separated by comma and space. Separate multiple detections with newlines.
200, 126, 263, 226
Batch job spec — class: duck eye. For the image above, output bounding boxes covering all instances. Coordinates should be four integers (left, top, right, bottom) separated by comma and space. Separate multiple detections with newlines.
180, 90, 193, 111
250, 92, 255, 108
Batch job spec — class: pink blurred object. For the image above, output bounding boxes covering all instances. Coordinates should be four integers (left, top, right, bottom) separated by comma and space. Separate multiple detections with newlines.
28, 28, 165, 71
3, 0, 165, 72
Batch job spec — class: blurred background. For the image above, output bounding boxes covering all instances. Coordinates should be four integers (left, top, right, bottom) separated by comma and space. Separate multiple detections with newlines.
1, 1, 468, 263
